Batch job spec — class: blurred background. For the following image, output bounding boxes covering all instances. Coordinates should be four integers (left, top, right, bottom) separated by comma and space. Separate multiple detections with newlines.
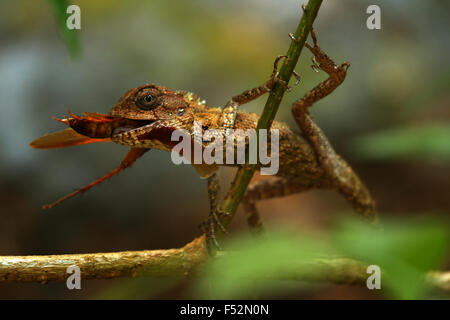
0, 0, 448, 299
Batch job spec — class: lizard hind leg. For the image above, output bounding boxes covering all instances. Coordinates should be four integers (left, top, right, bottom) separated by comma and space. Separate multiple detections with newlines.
200, 172, 230, 253
304, 29, 350, 80
291, 30, 377, 222
243, 177, 318, 233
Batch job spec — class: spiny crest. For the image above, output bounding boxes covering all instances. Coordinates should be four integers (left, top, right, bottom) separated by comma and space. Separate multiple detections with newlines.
176, 90, 206, 107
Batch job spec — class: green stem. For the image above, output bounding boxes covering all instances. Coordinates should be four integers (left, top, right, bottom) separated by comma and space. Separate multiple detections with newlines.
219, 0, 323, 228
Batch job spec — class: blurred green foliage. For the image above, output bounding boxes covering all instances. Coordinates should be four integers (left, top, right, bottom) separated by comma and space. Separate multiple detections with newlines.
47, 0, 81, 58
196, 227, 333, 299
194, 217, 448, 299
94, 277, 182, 300
335, 218, 449, 299
351, 124, 450, 162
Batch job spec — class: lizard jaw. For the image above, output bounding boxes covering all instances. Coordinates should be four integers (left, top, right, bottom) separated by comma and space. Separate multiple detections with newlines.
111, 119, 157, 137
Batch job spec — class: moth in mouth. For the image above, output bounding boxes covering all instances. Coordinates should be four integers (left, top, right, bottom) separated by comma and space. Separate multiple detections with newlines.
30, 111, 156, 148
29, 110, 166, 208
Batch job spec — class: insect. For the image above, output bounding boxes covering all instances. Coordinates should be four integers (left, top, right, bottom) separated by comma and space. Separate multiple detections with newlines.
30, 30, 377, 247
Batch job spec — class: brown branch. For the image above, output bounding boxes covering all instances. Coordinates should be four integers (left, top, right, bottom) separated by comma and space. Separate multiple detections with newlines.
0, 236, 448, 292
0, 236, 208, 283
426, 271, 450, 291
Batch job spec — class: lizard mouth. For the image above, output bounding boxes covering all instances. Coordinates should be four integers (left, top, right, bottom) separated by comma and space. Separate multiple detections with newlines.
111, 119, 156, 136
110, 119, 167, 140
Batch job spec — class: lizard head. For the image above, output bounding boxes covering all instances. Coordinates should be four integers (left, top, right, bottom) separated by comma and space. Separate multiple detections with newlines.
110, 84, 194, 124
110, 84, 216, 177
30, 84, 212, 208
109, 84, 200, 149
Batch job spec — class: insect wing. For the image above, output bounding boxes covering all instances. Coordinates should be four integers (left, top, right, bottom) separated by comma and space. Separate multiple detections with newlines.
30, 128, 109, 149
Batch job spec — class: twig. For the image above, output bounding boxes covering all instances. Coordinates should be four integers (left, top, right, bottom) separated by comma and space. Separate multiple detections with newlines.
219, 0, 323, 229
0, 236, 208, 283
0, 236, 448, 292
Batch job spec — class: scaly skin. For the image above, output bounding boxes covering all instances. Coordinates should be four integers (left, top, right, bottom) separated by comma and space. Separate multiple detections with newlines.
110, 85, 325, 183
109, 31, 377, 244
109, 81, 376, 223
31, 30, 377, 248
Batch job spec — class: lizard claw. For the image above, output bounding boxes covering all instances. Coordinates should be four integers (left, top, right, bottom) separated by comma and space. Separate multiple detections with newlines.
288, 32, 297, 42
293, 70, 301, 85
275, 78, 292, 92
212, 208, 229, 235
199, 220, 221, 251
270, 55, 288, 80
199, 209, 230, 252
311, 56, 320, 73
264, 55, 289, 92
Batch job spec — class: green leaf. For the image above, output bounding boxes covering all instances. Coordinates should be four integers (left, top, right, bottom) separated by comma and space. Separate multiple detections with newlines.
47, 0, 81, 59
195, 218, 448, 299
351, 124, 450, 162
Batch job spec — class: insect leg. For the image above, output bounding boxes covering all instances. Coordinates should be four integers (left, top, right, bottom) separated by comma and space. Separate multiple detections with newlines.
43, 147, 148, 209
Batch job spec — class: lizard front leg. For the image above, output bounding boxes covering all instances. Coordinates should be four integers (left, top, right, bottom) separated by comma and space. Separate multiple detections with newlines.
218, 55, 294, 134
291, 29, 377, 221
202, 55, 294, 249
200, 171, 229, 251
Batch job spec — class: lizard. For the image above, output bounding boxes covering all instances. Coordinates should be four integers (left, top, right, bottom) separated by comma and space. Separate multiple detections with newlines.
30, 30, 377, 248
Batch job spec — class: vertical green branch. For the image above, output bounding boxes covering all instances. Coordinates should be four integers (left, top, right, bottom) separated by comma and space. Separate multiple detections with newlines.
218, 0, 323, 228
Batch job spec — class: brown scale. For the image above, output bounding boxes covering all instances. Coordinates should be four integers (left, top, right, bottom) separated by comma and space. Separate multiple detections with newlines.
30, 29, 377, 248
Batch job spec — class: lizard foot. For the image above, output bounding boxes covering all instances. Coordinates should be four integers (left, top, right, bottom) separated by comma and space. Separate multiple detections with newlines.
305, 29, 350, 76
199, 209, 229, 251
268, 53, 301, 91
264, 54, 288, 91
292, 70, 301, 85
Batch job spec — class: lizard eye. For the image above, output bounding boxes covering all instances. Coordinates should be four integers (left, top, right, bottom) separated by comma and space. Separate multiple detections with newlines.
136, 93, 157, 109
144, 94, 152, 103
